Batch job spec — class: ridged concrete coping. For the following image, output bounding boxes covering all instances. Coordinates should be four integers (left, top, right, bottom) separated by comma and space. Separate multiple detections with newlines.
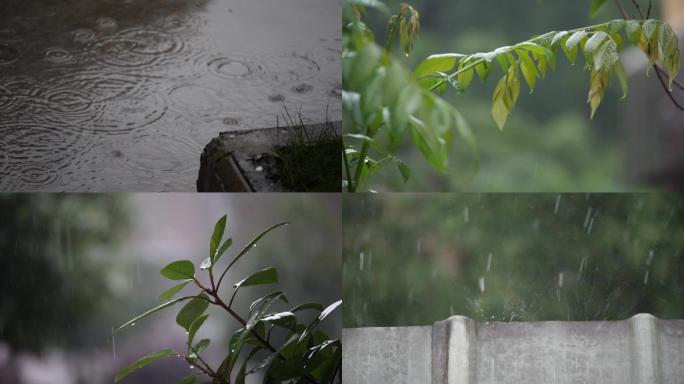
342, 314, 684, 384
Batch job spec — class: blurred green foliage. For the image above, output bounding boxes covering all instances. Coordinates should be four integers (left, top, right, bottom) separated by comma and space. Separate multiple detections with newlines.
0, 194, 128, 352
364, 0, 667, 191
343, 193, 684, 326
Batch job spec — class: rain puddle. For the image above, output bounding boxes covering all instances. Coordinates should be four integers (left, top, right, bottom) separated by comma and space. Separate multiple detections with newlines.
0, 0, 341, 191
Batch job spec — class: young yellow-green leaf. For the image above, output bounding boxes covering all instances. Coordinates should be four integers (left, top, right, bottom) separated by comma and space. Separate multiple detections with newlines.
176, 296, 210, 331
474, 61, 491, 82
210, 214, 227, 263
491, 65, 520, 130
517, 50, 538, 92
114, 296, 192, 334
414, 53, 461, 79
158, 280, 192, 301
566, 30, 588, 52
593, 38, 618, 72
614, 61, 629, 99
160, 260, 195, 280
114, 349, 177, 383
584, 31, 608, 55
589, 0, 608, 18
625, 20, 642, 45
660, 23, 681, 88
187, 313, 209, 346
588, 70, 609, 118
234, 267, 279, 289
457, 64, 475, 90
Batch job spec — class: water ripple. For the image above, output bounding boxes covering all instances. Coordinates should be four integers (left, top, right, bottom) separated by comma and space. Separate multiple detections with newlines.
44, 47, 74, 63
0, 43, 21, 65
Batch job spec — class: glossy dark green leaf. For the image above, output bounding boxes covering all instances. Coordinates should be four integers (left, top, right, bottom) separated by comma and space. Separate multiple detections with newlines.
158, 280, 192, 301
114, 349, 177, 383
234, 267, 279, 289
176, 296, 209, 331
213, 238, 232, 266
187, 314, 209, 346
290, 303, 324, 313
261, 311, 297, 330
298, 300, 342, 343
209, 214, 227, 263
190, 338, 210, 358
218, 222, 289, 281
114, 296, 192, 334
160, 260, 195, 280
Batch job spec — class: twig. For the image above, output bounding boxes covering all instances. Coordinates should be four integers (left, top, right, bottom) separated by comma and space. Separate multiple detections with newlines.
654, 64, 684, 110
615, 0, 629, 19
631, 0, 645, 19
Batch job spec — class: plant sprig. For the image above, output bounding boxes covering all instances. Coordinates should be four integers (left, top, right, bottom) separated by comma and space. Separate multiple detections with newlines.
113, 214, 341, 384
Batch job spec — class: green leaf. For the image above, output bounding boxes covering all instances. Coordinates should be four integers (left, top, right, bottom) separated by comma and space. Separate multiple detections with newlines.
176, 374, 196, 384
298, 300, 342, 343
160, 260, 195, 280
457, 65, 475, 90
191, 338, 210, 358
589, 0, 608, 18
584, 31, 608, 55
114, 349, 177, 383
290, 303, 325, 313
394, 158, 411, 183
210, 214, 227, 263
517, 50, 538, 92
176, 296, 210, 331
187, 314, 209, 346
221, 222, 290, 275
234, 267, 279, 289
566, 30, 588, 51
588, 70, 609, 118
660, 23, 681, 88
593, 38, 618, 72
114, 296, 192, 334
614, 61, 629, 99
414, 53, 461, 79
625, 20, 642, 45
213, 238, 232, 266
158, 280, 192, 301
261, 311, 297, 330
474, 61, 491, 82
176, 375, 196, 384
491, 65, 520, 130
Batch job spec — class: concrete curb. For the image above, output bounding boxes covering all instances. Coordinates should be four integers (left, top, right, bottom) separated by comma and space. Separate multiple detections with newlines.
342, 314, 684, 384
196, 121, 341, 192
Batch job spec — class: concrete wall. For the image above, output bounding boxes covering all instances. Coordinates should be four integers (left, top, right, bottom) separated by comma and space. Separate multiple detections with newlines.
343, 314, 684, 384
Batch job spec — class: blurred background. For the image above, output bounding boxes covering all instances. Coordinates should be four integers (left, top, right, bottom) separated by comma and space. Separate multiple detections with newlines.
343, 193, 684, 327
0, 194, 341, 383
363, 0, 684, 192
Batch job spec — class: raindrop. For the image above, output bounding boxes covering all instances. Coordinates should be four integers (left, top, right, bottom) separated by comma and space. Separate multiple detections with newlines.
646, 249, 654, 266
189, 365, 194, 369
416, 238, 422, 256
587, 217, 595, 235
486, 253, 492, 273
583, 207, 593, 228
111, 326, 116, 359
479, 276, 485, 293
359, 252, 364, 271
464, 206, 470, 223
558, 272, 564, 288
554, 194, 561, 214
644, 270, 650, 285
450, 305, 454, 315
255, 166, 263, 172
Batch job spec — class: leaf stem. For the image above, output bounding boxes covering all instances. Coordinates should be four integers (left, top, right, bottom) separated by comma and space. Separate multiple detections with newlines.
342, 139, 354, 192
351, 126, 371, 192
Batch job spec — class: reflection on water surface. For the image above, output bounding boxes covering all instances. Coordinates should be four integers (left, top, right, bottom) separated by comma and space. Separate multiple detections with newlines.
0, 0, 341, 191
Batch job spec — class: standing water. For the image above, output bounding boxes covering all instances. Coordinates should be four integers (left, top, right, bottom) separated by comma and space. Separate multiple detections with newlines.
0, 0, 341, 191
